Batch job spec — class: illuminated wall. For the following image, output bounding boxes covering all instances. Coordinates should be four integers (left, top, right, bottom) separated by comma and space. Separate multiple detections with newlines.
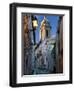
40, 16, 51, 41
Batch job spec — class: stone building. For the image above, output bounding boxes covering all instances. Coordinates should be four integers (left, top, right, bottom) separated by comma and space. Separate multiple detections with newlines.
22, 15, 33, 75
56, 16, 63, 73
40, 16, 51, 41
35, 38, 56, 74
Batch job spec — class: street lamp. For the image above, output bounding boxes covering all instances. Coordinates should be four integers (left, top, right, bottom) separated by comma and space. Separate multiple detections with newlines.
32, 15, 38, 45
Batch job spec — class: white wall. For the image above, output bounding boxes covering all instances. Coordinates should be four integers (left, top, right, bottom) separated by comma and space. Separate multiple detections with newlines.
0, 0, 74, 89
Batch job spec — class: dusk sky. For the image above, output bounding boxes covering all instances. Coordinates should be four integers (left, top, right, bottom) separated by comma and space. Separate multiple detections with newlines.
34, 15, 60, 44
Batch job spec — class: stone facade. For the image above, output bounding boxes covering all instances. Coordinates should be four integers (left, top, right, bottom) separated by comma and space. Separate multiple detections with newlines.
56, 16, 63, 73
40, 16, 51, 41
22, 15, 33, 75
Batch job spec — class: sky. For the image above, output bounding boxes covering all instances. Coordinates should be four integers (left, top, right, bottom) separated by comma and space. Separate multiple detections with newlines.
34, 15, 60, 44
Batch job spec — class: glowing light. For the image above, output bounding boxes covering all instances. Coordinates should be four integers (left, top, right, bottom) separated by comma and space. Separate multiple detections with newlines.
32, 20, 38, 28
